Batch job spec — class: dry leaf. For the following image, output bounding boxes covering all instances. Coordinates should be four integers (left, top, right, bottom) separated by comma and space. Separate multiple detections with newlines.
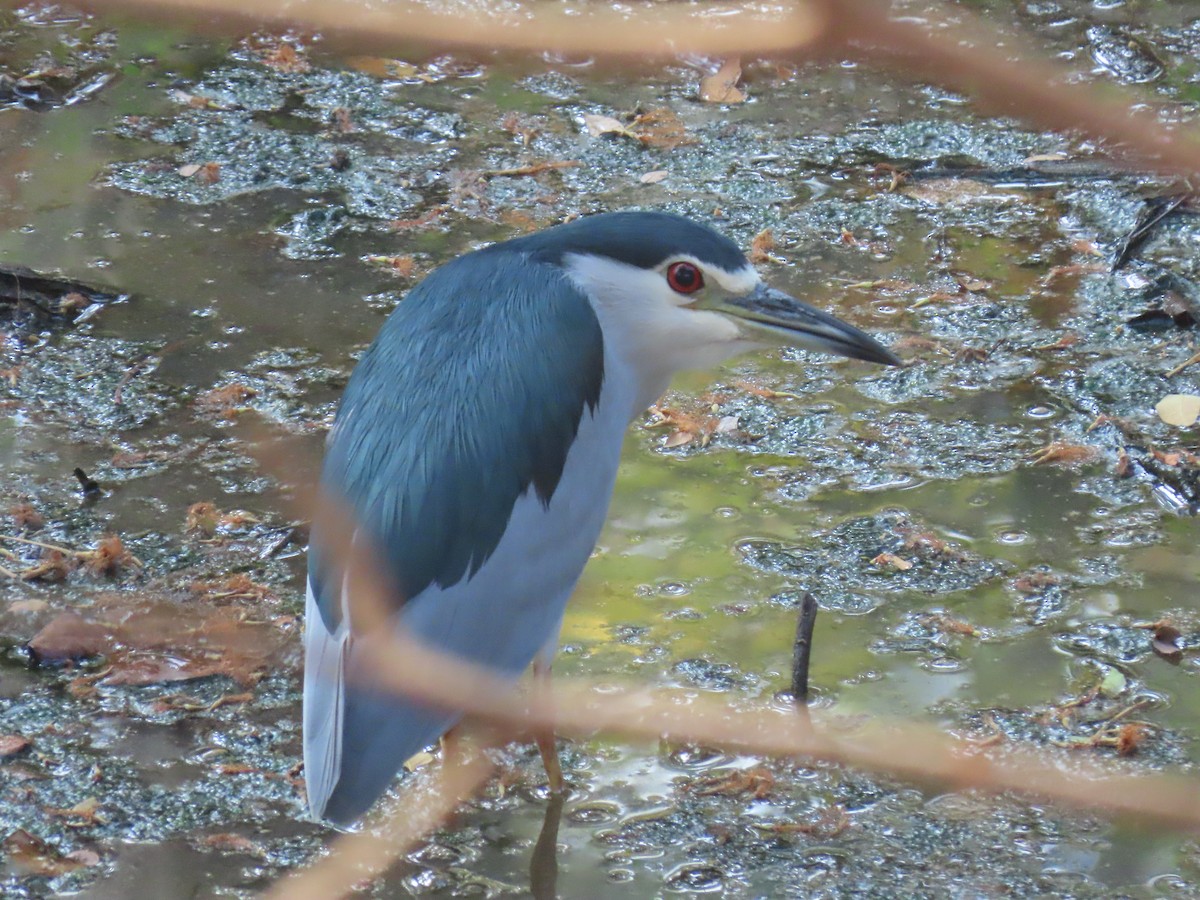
27, 594, 290, 686
404, 750, 437, 772
27, 614, 111, 663
715, 415, 739, 434
83, 535, 138, 576
640, 170, 668, 184
1116, 723, 1149, 756
699, 58, 747, 104
102, 656, 226, 687
195, 162, 221, 185
0, 735, 30, 757
1031, 442, 1097, 466
199, 832, 263, 855
259, 41, 310, 73
903, 178, 996, 205
1155, 394, 1200, 427
748, 229, 777, 264
926, 614, 981, 637
663, 431, 694, 448
177, 164, 201, 178
690, 766, 774, 798
1151, 622, 1183, 662
871, 552, 913, 571
186, 501, 220, 536
10, 502, 44, 529
3, 830, 93, 876
196, 383, 257, 415
47, 797, 104, 825
583, 114, 632, 138
630, 107, 694, 150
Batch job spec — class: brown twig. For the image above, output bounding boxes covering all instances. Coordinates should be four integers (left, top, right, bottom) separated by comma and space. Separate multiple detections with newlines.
481, 161, 580, 179
1165, 352, 1200, 378
69, 0, 826, 58
265, 749, 495, 900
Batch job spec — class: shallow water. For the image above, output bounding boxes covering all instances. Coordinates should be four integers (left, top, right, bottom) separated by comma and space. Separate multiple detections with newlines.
0, 1, 1199, 896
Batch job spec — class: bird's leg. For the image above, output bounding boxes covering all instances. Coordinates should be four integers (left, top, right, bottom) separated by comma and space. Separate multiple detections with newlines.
531, 658, 564, 795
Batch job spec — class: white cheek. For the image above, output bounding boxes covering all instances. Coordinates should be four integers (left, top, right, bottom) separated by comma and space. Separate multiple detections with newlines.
563, 253, 752, 386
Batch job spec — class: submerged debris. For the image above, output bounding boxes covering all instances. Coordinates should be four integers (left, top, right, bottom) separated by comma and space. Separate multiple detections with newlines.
0, 265, 125, 332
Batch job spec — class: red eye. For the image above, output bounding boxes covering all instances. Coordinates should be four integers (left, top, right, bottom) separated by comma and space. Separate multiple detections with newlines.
666, 261, 704, 294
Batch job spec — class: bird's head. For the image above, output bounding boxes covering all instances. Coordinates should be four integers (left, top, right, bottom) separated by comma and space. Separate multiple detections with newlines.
521, 211, 901, 379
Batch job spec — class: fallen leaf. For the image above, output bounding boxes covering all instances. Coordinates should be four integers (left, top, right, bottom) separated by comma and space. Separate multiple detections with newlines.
926, 614, 980, 637
189, 574, 274, 604
1034, 332, 1080, 351
186, 501, 220, 536
1031, 442, 1098, 466
699, 57, 746, 104
66, 848, 101, 866
1114, 449, 1133, 478
169, 90, 224, 110
753, 805, 849, 838
663, 431, 694, 448
500, 112, 540, 147
748, 229, 777, 264
404, 750, 436, 772
46, 797, 105, 825
689, 766, 774, 798
1116, 723, 1149, 756
82, 534, 139, 576
195, 383, 257, 415
902, 178, 995, 205
10, 502, 44, 530
1099, 668, 1127, 698
195, 162, 221, 185
1023, 152, 1068, 164
198, 832, 263, 855
583, 114, 632, 138
715, 415, 739, 434
0, 735, 30, 757
640, 170, 668, 184
871, 552, 913, 571
329, 107, 354, 134
27, 613, 111, 663
1152, 449, 1182, 466
734, 379, 799, 401
110, 450, 151, 468
102, 655, 226, 687
59, 292, 89, 315
1155, 394, 1200, 427
27, 594, 289, 685
1151, 622, 1183, 662
344, 56, 418, 79
630, 107, 694, 150
259, 41, 310, 73
1012, 573, 1060, 595
177, 164, 201, 178
3, 830, 92, 876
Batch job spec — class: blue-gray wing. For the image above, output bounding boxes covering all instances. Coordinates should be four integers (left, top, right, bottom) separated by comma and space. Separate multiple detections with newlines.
310, 249, 603, 632
303, 249, 606, 824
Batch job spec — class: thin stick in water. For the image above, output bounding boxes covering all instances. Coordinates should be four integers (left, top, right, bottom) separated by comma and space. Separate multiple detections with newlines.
791, 592, 818, 703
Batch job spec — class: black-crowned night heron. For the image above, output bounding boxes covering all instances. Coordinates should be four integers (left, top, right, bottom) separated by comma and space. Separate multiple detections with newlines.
304, 210, 900, 825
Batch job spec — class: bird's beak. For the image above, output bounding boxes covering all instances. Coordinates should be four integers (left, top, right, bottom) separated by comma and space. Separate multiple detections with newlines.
714, 283, 902, 366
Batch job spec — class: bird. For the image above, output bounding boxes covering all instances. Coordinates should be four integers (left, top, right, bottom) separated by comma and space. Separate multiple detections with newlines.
303, 210, 901, 826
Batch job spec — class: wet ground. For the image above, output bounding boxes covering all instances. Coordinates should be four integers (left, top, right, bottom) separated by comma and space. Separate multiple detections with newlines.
1, 0, 1199, 896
